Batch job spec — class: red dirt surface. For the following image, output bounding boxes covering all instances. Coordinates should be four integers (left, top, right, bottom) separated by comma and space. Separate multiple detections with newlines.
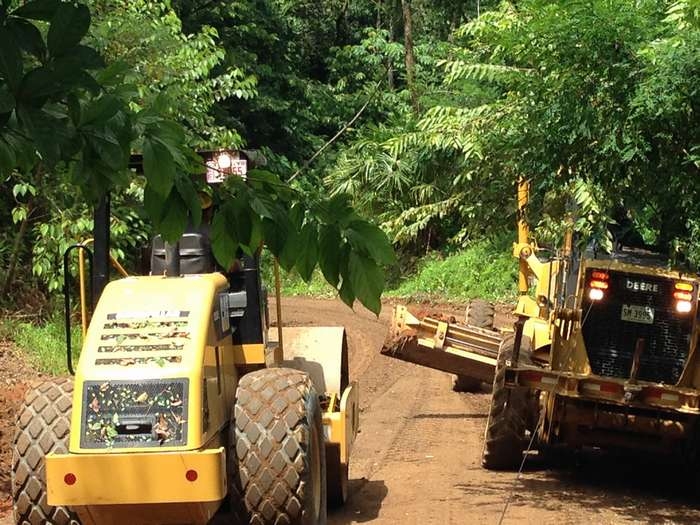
0, 342, 38, 518
2, 298, 700, 524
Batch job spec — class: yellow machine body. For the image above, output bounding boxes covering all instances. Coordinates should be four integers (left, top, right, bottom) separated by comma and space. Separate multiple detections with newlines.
45, 272, 359, 524
383, 177, 700, 458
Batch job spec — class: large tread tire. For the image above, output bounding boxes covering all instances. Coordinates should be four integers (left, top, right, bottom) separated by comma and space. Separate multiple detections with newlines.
452, 299, 496, 392
482, 337, 532, 470
12, 378, 81, 525
230, 367, 327, 525
451, 375, 482, 393
465, 299, 495, 330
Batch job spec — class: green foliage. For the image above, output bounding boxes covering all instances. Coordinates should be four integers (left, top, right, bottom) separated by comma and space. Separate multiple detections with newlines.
0, 316, 82, 374
387, 238, 517, 302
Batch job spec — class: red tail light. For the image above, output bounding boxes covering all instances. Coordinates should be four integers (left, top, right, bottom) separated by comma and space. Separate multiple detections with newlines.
588, 270, 609, 301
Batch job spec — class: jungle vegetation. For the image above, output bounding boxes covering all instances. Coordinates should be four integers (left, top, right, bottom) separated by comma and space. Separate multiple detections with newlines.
0, 0, 698, 314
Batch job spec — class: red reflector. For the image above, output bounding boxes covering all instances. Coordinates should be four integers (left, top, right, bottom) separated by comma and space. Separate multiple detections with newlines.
64, 473, 77, 486
591, 271, 609, 280
590, 280, 609, 289
185, 469, 198, 482
600, 383, 620, 394
674, 291, 692, 301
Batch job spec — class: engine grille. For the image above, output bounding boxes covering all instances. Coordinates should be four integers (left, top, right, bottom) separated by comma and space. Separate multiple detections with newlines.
80, 379, 188, 449
581, 269, 694, 384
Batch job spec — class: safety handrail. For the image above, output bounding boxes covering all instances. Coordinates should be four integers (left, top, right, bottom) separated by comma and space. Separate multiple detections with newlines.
63, 244, 93, 375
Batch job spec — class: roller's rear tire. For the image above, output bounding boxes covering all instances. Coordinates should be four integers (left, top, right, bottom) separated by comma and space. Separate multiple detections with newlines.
12, 378, 81, 525
230, 368, 327, 525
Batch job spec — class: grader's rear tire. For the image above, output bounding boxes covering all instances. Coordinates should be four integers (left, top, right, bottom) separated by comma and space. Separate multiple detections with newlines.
465, 299, 495, 330
12, 378, 81, 525
453, 299, 497, 392
231, 368, 327, 525
482, 337, 531, 470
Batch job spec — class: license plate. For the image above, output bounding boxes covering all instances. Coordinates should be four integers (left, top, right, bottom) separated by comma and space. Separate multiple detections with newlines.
621, 304, 654, 324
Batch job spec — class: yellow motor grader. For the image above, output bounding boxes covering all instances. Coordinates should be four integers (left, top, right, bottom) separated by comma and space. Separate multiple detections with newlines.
384, 179, 700, 470
12, 150, 359, 525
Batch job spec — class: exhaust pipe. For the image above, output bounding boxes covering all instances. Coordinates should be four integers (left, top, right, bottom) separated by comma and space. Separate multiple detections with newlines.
164, 241, 181, 277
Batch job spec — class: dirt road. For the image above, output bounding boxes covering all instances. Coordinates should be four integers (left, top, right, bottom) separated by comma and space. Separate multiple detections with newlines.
3, 297, 700, 524
280, 298, 700, 525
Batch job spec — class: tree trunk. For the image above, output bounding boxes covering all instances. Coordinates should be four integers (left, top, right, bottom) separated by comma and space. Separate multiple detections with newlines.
387, 2, 395, 90
3, 201, 33, 296
401, 0, 419, 113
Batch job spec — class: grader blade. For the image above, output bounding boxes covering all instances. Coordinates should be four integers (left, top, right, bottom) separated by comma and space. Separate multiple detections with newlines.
381, 305, 504, 383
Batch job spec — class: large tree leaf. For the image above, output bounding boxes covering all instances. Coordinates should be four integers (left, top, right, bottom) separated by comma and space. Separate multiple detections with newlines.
18, 66, 62, 100
143, 138, 175, 197
158, 191, 188, 243
211, 209, 238, 270
345, 220, 396, 265
0, 28, 23, 91
16, 105, 62, 165
72, 45, 105, 70
295, 222, 319, 282
318, 224, 341, 287
230, 198, 252, 248
0, 85, 15, 113
175, 176, 202, 229
47, 3, 90, 57
0, 137, 17, 177
278, 227, 299, 271
81, 95, 121, 126
7, 18, 46, 60
86, 128, 126, 171
348, 251, 383, 315
11, 0, 60, 21
143, 185, 166, 226
262, 215, 288, 256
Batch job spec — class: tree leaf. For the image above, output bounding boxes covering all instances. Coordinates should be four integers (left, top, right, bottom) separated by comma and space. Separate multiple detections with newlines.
81, 95, 121, 126
86, 129, 126, 171
262, 216, 288, 256
7, 18, 46, 60
47, 2, 90, 57
345, 220, 396, 265
318, 225, 341, 287
231, 198, 252, 248
348, 251, 383, 315
0, 137, 17, 177
143, 138, 175, 197
72, 45, 104, 70
19, 66, 62, 100
175, 176, 202, 229
158, 191, 188, 243
11, 0, 60, 21
143, 185, 166, 226
0, 84, 15, 113
338, 244, 354, 308
295, 222, 319, 282
0, 28, 23, 91
278, 227, 299, 271
211, 209, 237, 270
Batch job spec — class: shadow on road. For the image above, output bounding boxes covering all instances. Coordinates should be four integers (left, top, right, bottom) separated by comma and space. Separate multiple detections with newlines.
412, 412, 487, 420
329, 478, 388, 524
456, 449, 700, 523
